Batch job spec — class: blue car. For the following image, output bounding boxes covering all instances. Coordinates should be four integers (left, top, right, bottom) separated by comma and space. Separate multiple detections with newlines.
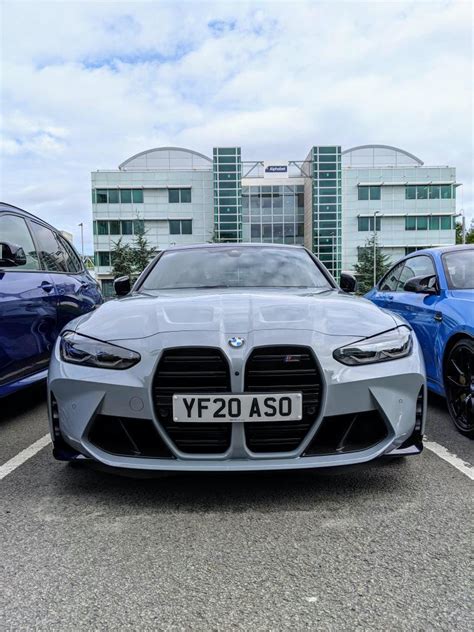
0, 203, 103, 397
366, 245, 473, 437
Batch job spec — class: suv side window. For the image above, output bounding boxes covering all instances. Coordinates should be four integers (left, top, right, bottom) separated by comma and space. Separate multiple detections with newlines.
57, 234, 83, 273
0, 214, 40, 270
397, 255, 437, 291
379, 261, 405, 291
29, 221, 69, 272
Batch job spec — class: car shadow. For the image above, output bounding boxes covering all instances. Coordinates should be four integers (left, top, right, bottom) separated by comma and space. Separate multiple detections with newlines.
0, 381, 47, 425
44, 455, 417, 515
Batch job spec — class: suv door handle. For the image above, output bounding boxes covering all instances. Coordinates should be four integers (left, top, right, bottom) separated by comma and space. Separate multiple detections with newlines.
40, 281, 54, 293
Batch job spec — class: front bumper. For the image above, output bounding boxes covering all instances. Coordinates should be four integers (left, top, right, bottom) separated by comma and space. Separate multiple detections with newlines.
48, 328, 426, 471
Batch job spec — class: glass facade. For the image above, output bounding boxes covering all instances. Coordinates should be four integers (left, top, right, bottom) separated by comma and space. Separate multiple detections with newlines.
241, 185, 304, 245
213, 147, 242, 242
311, 146, 342, 278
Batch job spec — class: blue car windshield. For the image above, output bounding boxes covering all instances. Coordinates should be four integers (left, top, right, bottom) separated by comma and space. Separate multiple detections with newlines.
442, 249, 474, 290
142, 246, 333, 290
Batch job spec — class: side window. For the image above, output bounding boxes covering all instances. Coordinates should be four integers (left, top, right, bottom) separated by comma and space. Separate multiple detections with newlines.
29, 222, 69, 272
379, 261, 405, 291
0, 214, 40, 270
399, 256, 436, 287
58, 235, 83, 273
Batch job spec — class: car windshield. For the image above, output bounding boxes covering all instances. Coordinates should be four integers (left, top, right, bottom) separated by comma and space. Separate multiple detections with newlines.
442, 249, 474, 290
141, 246, 333, 290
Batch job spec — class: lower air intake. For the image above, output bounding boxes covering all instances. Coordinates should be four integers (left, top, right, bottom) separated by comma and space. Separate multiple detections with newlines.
88, 415, 174, 458
303, 410, 389, 456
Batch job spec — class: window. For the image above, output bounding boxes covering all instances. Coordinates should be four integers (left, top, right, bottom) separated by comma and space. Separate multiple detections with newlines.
440, 216, 452, 230
405, 247, 427, 255
417, 216, 428, 230
440, 185, 453, 199
442, 250, 474, 289
379, 261, 405, 291
97, 252, 111, 267
101, 279, 115, 298
121, 220, 133, 235
407, 215, 453, 231
108, 189, 119, 204
133, 219, 145, 235
417, 186, 428, 199
93, 188, 143, 204
109, 220, 121, 235
430, 185, 440, 199
251, 224, 261, 239
168, 188, 191, 203
141, 247, 332, 291
405, 185, 454, 200
406, 216, 428, 230
400, 255, 437, 288
120, 189, 132, 204
358, 216, 381, 231
169, 220, 192, 235
132, 189, 143, 203
29, 222, 69, 272
406, 186, 416, 200
96, 190, 108, 204
58, 235, 82, 273
358, 186, 381, 200
429, 216, 440, 230
0, 214, 40, 270
97, 221, 109, 235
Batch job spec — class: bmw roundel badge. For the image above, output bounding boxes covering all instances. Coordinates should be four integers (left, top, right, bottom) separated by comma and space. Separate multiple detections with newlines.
228, 337, 245, 348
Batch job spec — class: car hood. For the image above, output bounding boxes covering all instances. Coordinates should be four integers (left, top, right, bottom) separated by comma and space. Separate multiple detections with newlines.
71, 289, 400, 342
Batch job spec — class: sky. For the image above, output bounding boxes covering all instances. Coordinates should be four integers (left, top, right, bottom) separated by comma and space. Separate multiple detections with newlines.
1, 0, 472, 253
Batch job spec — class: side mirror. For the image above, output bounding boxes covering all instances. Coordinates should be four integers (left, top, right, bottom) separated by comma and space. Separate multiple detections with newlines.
340, 272, 358, 293
0, 242, 27, 267
114, 275, 131, 296
403, 275, 438, 295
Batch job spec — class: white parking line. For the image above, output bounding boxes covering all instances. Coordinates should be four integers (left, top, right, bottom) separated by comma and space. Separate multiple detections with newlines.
0, 434, 51, 481
425, 441, 474, 481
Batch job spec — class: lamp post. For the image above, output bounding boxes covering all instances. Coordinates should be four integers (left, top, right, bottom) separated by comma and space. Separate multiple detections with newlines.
78, 223, 84, 262
373, 211, 380, 287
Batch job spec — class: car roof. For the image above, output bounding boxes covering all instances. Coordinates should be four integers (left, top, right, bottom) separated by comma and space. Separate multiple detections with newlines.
406, 244, 474, 258
0, 201, 59, 233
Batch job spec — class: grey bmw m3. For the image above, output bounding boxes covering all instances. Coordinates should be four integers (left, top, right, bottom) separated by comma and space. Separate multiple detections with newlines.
48, 244, 426, 471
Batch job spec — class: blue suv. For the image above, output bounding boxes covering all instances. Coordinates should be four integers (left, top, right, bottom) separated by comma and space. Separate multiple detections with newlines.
0, 203, 103, 397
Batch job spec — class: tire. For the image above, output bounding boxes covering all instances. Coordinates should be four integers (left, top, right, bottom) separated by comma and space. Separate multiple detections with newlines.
444, 338, 474, 438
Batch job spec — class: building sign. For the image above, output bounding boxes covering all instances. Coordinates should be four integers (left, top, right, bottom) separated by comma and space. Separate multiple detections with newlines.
264, 161, 289, 178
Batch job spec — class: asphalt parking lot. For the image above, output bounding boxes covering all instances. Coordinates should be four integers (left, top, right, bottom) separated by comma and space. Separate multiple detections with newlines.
0, 384, 472, 631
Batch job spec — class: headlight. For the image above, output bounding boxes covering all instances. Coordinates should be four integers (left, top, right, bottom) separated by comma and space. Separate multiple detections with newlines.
333, 326, 412, 366
60, 331, 141, 369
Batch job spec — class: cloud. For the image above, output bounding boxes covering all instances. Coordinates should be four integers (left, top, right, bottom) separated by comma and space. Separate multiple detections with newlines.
0, 0, 472, 251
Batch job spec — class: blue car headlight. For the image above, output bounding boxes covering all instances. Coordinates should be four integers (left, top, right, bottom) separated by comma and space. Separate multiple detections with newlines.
60, 331, 141, 369
333, 326, 413, 366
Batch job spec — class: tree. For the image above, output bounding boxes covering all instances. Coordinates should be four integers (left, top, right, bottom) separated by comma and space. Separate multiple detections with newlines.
131, 221, 156, 274
111, 238, 134, 278
353, 233, 392, 294
455, 220, 474, 244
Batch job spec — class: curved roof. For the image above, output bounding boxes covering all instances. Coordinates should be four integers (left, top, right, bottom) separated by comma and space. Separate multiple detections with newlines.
119, 146, 212, 170
342, 144, 424, 167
